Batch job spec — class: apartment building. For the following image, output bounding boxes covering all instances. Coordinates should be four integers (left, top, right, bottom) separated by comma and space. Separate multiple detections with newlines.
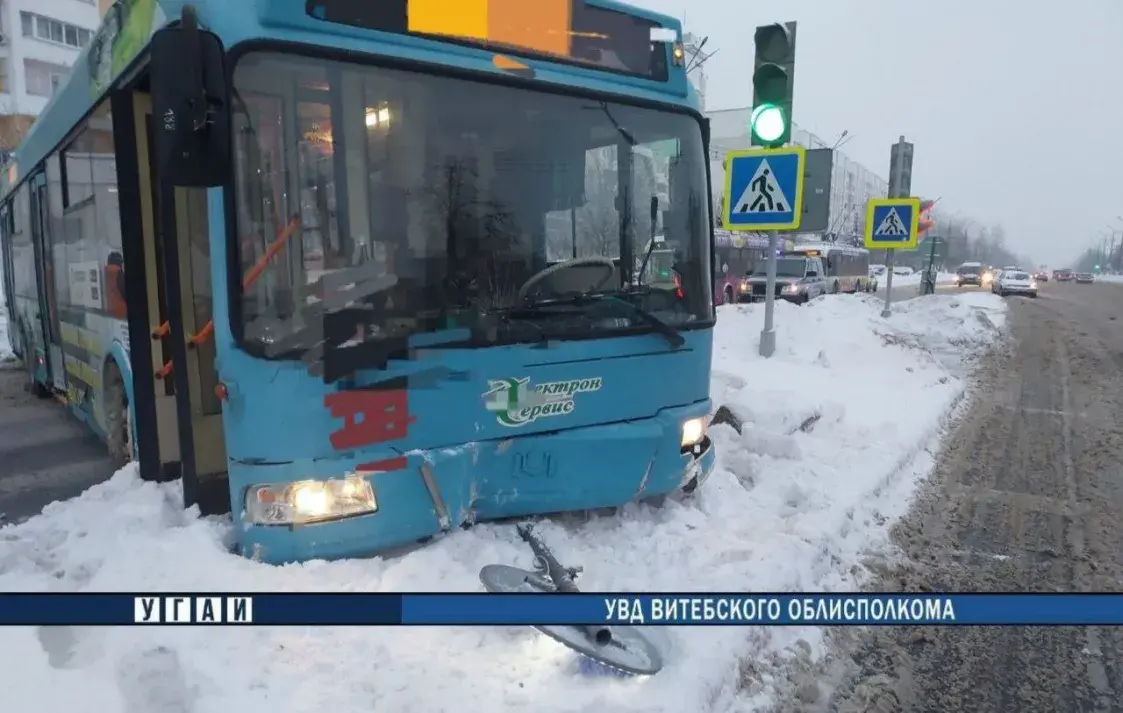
0, 0, 101, 159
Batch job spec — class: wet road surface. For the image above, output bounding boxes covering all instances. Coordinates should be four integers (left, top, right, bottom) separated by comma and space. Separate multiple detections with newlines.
0, 361, 114, 525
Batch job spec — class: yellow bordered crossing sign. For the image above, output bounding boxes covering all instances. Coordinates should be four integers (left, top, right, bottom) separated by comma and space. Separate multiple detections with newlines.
864, 197, 921, 250
721, 146, 805, 232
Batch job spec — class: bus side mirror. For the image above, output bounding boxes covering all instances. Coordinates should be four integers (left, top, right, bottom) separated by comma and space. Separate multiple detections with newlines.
149, 6, 230, 187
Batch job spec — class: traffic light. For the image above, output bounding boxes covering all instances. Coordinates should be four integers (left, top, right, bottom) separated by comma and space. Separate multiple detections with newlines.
750, 21, 797, 147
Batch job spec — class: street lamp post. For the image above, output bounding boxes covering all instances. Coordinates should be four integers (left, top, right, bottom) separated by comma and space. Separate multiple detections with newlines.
1110, 217, 1123, 271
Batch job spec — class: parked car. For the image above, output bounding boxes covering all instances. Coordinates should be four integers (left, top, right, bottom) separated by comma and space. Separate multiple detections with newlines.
996, 270, 1038, 298
1075, 273, 1095, 284
892, 266, 914, 277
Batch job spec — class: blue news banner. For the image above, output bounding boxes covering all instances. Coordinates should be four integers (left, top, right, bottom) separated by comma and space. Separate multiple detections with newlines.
4, 594, 1123, 626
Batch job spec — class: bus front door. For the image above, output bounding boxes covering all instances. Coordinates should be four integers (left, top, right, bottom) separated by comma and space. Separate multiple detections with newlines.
131, 91, 229, 515
28, 170, 65, 393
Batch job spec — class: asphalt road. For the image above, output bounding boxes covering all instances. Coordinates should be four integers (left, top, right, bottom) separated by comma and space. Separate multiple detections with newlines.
0, 360, 114, 525
780, 279, 1123, 712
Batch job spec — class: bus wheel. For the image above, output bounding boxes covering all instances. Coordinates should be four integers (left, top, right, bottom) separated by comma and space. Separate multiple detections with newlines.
104, 364, 132, 469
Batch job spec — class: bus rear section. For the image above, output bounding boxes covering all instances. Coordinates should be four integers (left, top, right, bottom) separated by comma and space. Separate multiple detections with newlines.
713, 230, 770, 304
121, 1, 718, 563
784, 243, 874, 294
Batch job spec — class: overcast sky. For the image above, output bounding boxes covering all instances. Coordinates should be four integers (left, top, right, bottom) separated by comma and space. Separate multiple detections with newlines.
633, 0, 1123, 266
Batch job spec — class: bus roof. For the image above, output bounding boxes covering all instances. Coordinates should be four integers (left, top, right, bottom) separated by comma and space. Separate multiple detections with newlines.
2, 0, 695, 200
714, 230, 770, 250
785, 242, 870, 256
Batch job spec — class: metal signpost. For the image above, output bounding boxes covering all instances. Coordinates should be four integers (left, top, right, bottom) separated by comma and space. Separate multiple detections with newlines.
721, 146, 806, 357
870, 136, 916, 318
920, 235, 942, 296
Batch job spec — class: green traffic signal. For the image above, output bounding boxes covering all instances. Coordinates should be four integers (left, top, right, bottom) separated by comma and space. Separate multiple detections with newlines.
751, 104, 786, 143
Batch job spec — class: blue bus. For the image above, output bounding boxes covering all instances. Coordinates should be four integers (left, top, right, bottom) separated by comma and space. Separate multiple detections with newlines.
0, 0, 716, 563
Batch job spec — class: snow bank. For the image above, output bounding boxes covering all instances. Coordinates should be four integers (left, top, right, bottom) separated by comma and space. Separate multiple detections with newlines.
885, 270, 957, 287
1095, 274, 1123, 284
0, 293, 1007, 713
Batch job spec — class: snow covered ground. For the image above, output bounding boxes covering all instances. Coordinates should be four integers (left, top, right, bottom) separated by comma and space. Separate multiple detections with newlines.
884, 270, 957, 287
0, 292, 1008, 713
1095, 273, 1123, 283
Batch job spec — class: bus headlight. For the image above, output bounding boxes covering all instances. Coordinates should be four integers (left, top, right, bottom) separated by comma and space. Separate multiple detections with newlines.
681, 417, 707, 448
245, 475, 377, 526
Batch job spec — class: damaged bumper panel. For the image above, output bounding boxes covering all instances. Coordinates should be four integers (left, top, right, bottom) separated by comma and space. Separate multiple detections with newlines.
232, 400, 715, 564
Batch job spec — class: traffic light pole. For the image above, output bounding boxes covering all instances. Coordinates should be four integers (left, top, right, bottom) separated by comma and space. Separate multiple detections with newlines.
759, 230, 779, 357
881, 136, 913, 318
750, 20, 796, 358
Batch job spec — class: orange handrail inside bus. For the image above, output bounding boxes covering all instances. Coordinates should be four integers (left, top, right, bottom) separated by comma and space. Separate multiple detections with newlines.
154, 216, 301, 379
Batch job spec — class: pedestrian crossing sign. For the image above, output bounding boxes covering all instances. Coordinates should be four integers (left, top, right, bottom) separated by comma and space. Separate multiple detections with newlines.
721, 146, 805, 232
864, 197, 921, 250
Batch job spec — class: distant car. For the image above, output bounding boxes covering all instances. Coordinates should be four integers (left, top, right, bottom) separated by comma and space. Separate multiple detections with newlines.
1054, 269, 1074, 281
996, 271, 1038, 298
869, 264, 887, 277
893, 266, 914, 277
1033, 271, 1049, 282
1075, 273, 1095, 284
955, 262, 983, 287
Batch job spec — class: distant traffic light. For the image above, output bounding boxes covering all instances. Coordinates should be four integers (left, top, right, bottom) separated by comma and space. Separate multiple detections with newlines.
750, 22, 797, 147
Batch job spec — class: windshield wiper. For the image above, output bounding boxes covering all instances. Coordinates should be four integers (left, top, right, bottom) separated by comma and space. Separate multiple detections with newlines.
516, 293, 685, 349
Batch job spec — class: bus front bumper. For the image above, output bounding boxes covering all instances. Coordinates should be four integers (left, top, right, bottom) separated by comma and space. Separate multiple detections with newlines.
230, 401, 716, 564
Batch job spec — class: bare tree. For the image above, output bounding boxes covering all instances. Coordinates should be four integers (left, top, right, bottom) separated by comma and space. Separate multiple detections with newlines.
407, 157, 522, 310
548, 144, 662, 265
0, 100, 35, 162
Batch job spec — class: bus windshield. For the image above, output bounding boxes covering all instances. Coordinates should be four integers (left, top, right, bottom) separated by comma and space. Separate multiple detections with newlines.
231, 51, 711, 364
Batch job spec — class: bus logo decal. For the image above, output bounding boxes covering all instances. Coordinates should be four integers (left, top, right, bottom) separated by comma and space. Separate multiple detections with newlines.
483, 377, 602, 427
